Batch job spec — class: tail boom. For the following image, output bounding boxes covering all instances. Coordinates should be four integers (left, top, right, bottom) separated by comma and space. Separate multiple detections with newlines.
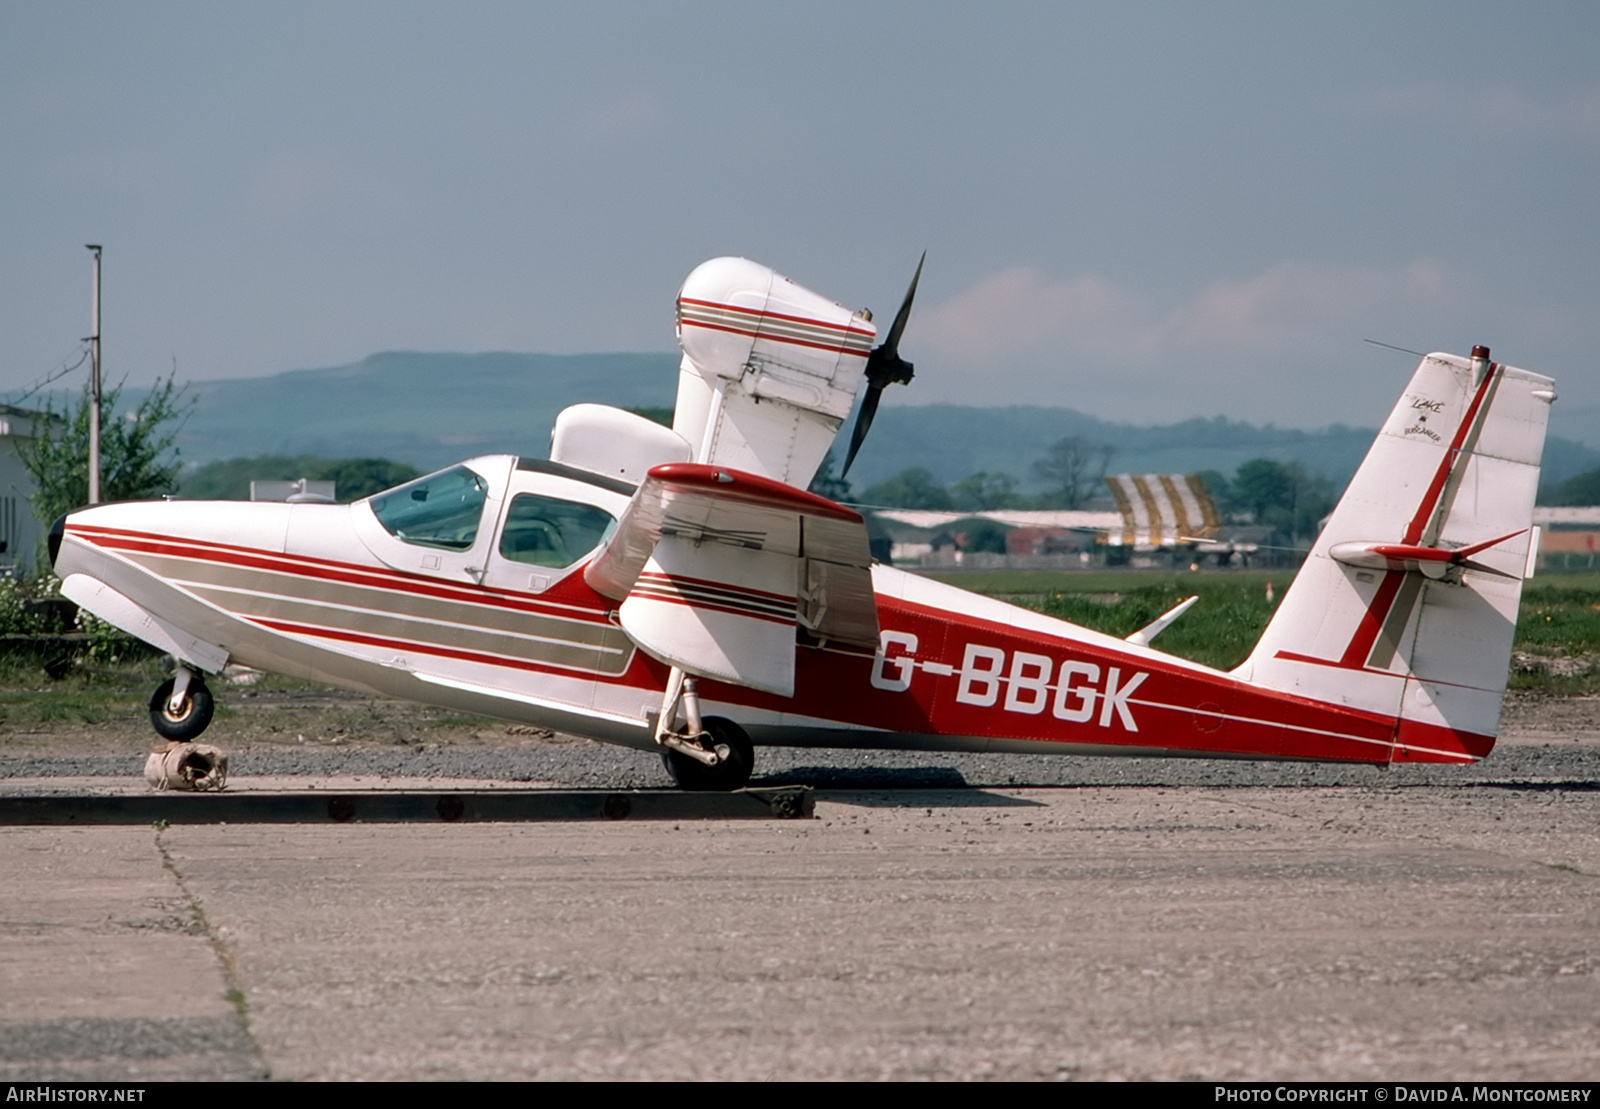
709, 570, 1493, 767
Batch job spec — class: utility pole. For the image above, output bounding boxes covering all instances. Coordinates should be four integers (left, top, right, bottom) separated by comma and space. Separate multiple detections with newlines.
86, 244, 102, 505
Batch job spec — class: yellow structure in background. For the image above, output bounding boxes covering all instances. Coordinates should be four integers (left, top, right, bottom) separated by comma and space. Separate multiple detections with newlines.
1104, 474, 1220, 548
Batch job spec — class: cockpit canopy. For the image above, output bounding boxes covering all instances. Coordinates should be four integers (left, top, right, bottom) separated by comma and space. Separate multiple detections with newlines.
365, 458, 625, 580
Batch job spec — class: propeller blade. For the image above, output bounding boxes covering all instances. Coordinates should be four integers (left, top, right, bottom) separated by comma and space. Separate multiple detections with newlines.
880, 250, 925, 362
841, 383, 884, 478
842, 253, 925, 478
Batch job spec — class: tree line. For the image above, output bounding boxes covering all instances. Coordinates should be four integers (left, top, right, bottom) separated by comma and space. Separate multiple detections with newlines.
813, 436, 1120, 513
1542, 466, 1600, 507
816, 437, 1340, 550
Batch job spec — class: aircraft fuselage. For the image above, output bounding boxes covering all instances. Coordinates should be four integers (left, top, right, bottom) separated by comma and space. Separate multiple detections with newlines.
53, 454, 1490, 769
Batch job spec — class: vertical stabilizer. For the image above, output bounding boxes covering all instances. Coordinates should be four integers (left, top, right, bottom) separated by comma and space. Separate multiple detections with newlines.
1237, 349, 1555, 760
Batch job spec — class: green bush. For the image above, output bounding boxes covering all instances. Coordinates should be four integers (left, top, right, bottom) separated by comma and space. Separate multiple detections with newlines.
0, 572, 149, 667
0, 574, 62, 635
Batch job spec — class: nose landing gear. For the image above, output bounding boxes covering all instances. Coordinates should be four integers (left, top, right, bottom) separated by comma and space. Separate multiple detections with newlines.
146, 666, 228, 791
149, 667, 215, 742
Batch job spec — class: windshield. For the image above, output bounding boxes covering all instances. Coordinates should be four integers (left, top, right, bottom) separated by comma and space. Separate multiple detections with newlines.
370, 465, 488, 551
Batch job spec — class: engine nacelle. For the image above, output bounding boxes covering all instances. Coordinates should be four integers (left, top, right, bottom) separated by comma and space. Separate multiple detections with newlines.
672, 257, 876, 490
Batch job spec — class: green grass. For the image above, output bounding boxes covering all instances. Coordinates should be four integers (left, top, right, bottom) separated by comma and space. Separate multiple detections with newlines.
1506, 573, 1600, 693
921, 567, 1600, 686
0, 655, 166, 727
1021, 572, 1288, 671
919, 569, 1289, 598
1515, 574, 1600, 653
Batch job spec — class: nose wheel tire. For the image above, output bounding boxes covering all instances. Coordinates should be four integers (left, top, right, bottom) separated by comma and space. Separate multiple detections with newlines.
661, 716, 754, 792
149, 676, 215, 742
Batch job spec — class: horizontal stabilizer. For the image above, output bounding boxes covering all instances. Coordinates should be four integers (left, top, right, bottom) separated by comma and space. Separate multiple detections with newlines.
1328, 529, 1528, 580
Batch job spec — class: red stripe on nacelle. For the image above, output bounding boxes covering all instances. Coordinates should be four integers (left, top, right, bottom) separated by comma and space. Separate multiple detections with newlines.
677, 316, 872, 357
677, 296, 875, 339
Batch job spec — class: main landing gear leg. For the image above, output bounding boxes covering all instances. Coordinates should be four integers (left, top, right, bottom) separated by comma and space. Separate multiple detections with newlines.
654, 666, 753, 792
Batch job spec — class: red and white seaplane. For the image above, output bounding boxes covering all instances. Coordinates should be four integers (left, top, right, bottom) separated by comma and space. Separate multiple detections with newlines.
49, 257, 1554, 790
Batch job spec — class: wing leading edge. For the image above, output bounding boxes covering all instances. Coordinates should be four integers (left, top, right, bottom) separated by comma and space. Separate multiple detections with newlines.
585, 463, 878, 696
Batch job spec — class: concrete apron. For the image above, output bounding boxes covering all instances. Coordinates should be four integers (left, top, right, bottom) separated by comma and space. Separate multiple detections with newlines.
1, 780, 1597, 1080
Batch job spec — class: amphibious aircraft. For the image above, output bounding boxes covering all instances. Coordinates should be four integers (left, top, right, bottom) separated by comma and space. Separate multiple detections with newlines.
49, 257, 1554, 790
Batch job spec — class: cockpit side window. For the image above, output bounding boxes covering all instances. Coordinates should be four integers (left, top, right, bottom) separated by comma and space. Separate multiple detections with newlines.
370, 466, 488, 551
499, 494, 617, 569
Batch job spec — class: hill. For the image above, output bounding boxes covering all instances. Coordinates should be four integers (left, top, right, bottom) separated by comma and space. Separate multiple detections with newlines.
174, 351, 681, 472
158, 351, 1600, 495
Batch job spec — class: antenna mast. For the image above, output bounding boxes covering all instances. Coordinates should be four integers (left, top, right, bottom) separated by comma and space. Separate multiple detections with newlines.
86, 244, 102, 505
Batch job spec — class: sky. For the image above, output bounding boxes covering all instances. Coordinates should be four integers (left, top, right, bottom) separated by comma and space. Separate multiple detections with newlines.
4, 1, 1598, 430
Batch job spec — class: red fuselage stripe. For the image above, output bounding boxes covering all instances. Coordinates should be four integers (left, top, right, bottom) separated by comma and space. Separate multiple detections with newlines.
67, 525, 614, 625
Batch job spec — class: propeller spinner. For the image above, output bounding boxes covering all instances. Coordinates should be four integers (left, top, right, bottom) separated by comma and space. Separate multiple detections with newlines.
842, 253, 925, 477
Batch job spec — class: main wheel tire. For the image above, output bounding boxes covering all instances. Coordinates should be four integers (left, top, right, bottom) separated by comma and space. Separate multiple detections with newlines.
661, 716, 754, 792
149, 676, 215, 742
